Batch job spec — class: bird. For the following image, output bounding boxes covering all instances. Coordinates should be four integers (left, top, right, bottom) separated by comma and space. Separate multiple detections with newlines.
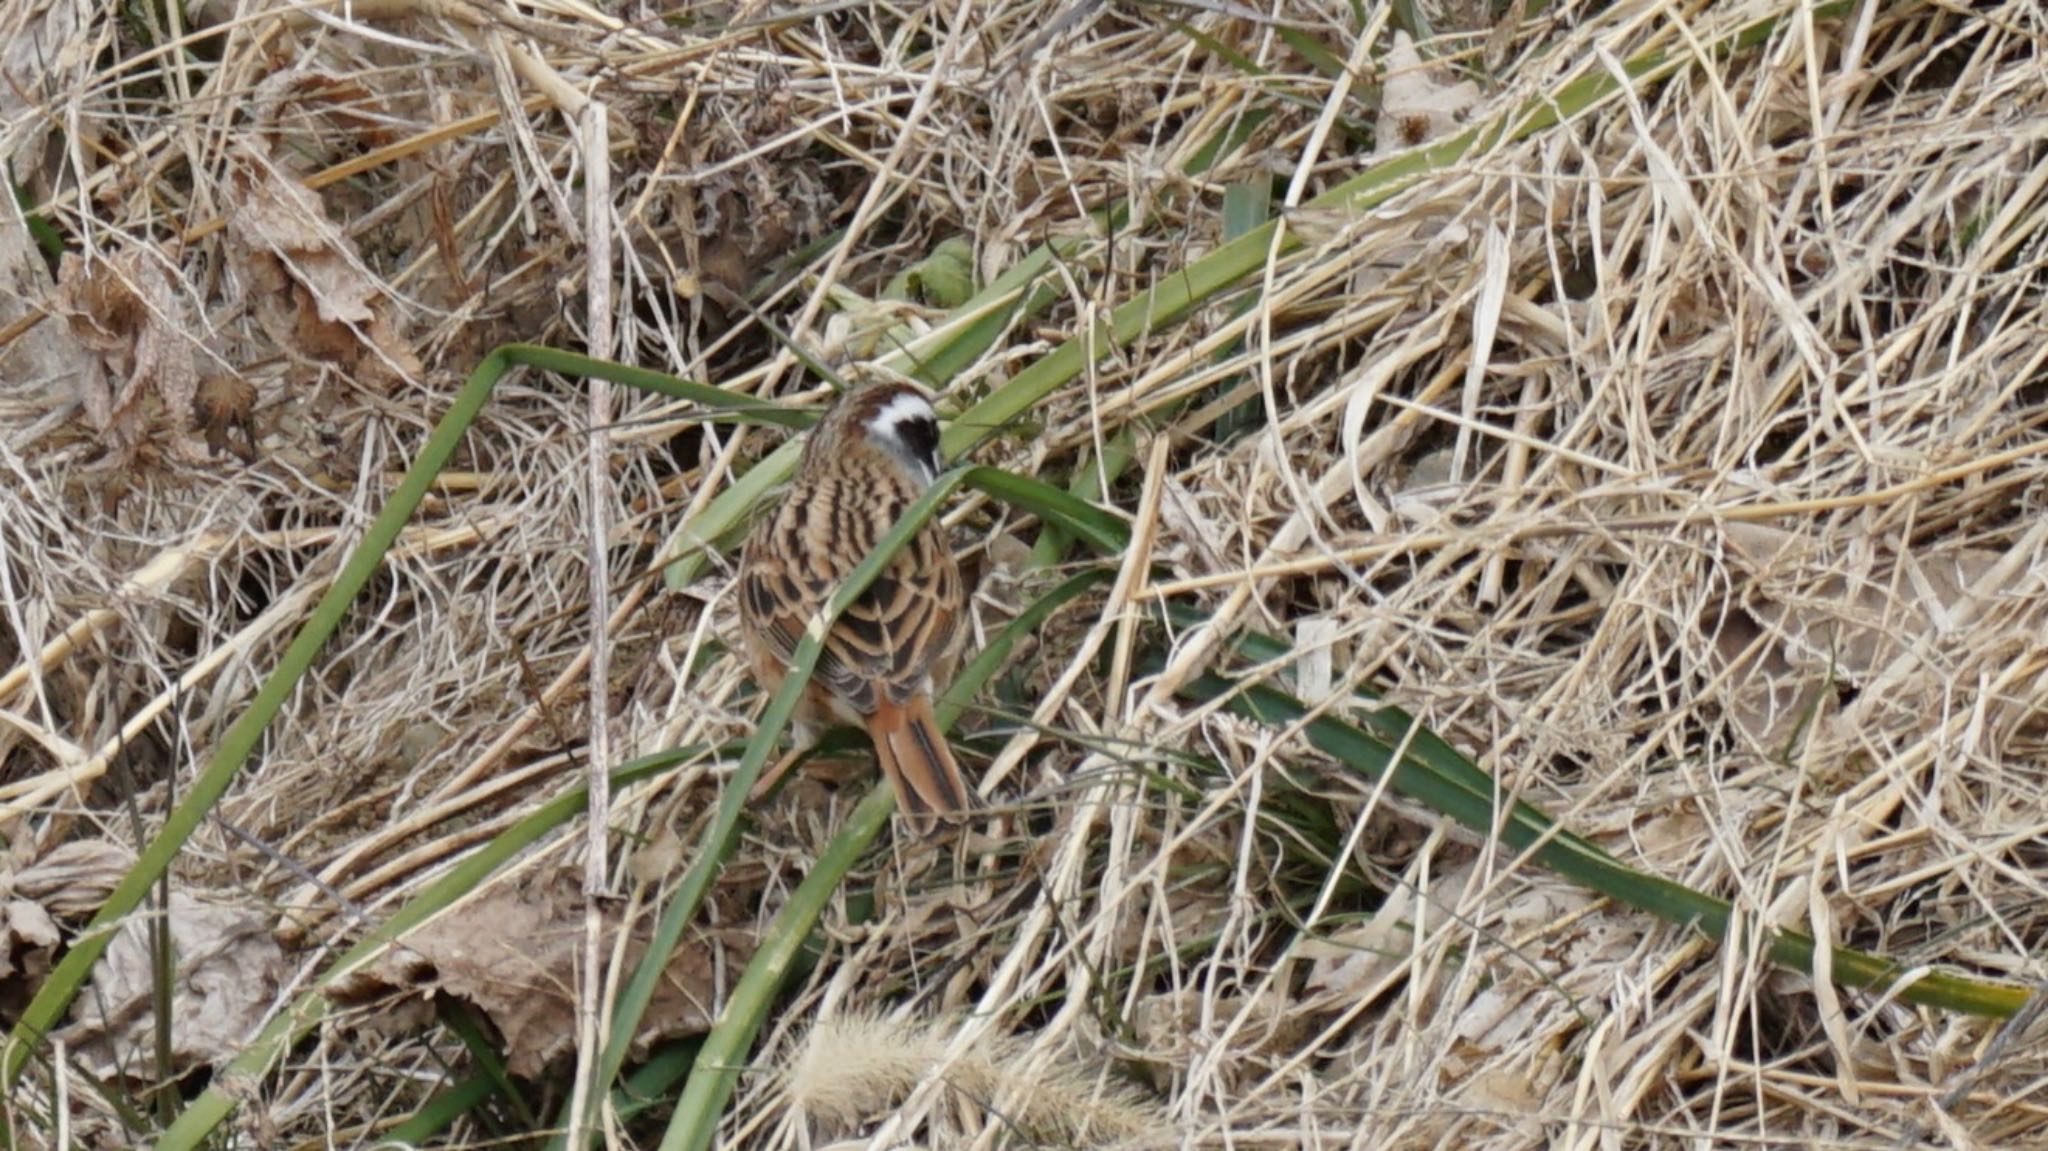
735, 380, 973, 831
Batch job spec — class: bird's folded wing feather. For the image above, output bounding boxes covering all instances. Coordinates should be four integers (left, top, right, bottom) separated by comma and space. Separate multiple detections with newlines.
740, 517, 958, 715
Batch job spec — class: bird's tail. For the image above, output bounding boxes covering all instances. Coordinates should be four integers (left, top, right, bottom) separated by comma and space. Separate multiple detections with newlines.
867, 693, 972, 833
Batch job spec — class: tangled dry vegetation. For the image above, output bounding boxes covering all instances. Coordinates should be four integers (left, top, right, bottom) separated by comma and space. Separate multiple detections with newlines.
4, 0, 2048, 1147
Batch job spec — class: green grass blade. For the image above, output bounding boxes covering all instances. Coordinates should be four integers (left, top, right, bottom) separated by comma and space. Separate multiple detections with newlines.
880, 221, 1116, 396
1169, 20, 1266, 77
654, 785, 893, 1151
960, 465, 1130, 558
655, 568, 1112, 1151
1167, 626, 2032, 1019
146, 745, 694, 1149
941, 569, 1114, 727
1221, 180, 1272, 240
16, 341, 772, 1146
660, 438, 804, 589
613, 1039, 703, 1123
439, 1001, 537, 1128
584, 465, 977, 1148
1273, 25, 1347, 80
1, 349, 512, 1091
381, 1071, 501, 1145
504, 344, 813, 429
943, 2, 1855, 459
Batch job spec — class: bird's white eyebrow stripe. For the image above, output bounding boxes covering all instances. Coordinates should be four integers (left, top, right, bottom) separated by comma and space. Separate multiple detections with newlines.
867, 390, 936, 435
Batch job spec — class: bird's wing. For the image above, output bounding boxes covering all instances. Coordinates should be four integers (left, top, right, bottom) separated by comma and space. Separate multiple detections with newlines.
739, 482, 960, 716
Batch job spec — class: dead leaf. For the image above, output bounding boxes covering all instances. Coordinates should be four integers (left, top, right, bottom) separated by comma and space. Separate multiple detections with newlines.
225, 150, 423, 390
687, 235, 751, 307
11, 839, 136, 918
626, 827, 687, 887
1301, 882, 1417, 1002
0, 216, 77, 431
1708, 606, 1824, 750
1376, 32, 1483, 155
0, 831, 126, 1011
250, 71, 396, 159
1709, 522, 2028, 747
1129, 982, 1310, 1086
49, 249, 199, 452
58, 894, 287, 1080
0, 897, 60, 1016
1, 0, 103, 201
192, 373, 260, 461
332, 871, 741, 1077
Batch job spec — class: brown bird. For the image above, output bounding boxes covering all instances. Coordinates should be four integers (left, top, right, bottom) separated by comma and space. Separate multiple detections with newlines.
735, 380, 972, 830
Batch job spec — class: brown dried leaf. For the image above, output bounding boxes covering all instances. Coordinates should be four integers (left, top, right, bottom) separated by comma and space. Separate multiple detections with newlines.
1725, 522, 2009, 677
333, 872, 738, 1077
0, 898, 60, 991
1129, 983, 1309, 1073
1710, 522, 2020, 746
250, 70, 396, 158
1300, 882, 1415, 1002
11, 839, 136, 918
57, 894, 287, 1080
1, 0, 102, 200
626, 827, 687, 887
49, 249, 199, 450
690, 235, 751, 306
1708, 607, 1823, 750
0, 216, 87, 450
1376, 32, 1482, 155
226, 150, 423, 389
0, 892, 59, 1023
192, 373, 259, 461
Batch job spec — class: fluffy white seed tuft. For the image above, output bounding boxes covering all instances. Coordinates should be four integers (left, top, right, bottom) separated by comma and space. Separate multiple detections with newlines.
787, 1012, 1169, 1147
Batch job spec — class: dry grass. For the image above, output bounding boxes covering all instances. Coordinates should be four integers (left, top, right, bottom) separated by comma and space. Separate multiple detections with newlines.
5, 0, 2048, 1147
